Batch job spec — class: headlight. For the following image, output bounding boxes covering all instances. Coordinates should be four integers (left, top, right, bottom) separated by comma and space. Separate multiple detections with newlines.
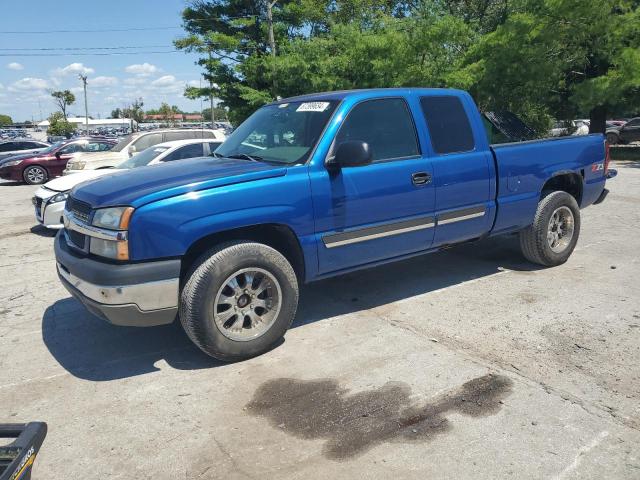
90, 237, 129, 260
3, 160, 23, 167
92, 206, 134, 230
50, 191, 68, 203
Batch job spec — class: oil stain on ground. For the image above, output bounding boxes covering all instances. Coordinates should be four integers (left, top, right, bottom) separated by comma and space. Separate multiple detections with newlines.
246, 373, 512, 460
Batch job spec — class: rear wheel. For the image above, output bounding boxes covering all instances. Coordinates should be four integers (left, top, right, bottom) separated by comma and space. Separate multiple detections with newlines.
519, 191, 580, 266
606, 132, 619, 144
23, 165, 48, 185
179, 241, 299, 361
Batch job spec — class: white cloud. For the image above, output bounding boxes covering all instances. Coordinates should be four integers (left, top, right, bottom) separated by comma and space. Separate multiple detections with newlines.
123, 77, 147, 86
151, 75, 177, 87
8, 77, 49, 92
7, 62, 24, 71
91, 76, 118, 88
52, 63, 95, 77
124, 63, 158, 76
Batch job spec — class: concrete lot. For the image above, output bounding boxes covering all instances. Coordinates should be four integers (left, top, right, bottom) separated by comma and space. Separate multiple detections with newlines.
0, 162, 639, 479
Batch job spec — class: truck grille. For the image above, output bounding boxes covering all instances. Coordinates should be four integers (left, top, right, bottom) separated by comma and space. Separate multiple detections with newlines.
66, 196, 92, 223
67, 229, 87, 250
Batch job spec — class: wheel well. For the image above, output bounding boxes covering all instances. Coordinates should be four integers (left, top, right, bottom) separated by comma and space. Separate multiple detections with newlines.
541, 173, 583, 204
181, 224, 305, 283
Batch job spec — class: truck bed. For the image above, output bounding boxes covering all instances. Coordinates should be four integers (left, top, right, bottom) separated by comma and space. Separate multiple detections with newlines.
490, 133, 606, 235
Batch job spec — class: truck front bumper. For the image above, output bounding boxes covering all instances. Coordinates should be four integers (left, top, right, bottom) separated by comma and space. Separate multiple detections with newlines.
54, 232, 180, 327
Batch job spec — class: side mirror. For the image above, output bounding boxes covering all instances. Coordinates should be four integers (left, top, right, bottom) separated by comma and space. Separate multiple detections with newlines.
128, 145, 136, 157
327, 141, 372, 168
55, 151, 61, 159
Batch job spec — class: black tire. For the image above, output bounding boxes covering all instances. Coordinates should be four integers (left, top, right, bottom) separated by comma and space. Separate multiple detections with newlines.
22, 165, 48, 185
519, 191, 581, 267
179, 241, 299, 361
606, 132, 618, 145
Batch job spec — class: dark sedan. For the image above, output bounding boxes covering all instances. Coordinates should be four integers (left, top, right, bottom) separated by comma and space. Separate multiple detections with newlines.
0, 139, 50, 161
606, 117, 640, 145
0, 137, 116, 184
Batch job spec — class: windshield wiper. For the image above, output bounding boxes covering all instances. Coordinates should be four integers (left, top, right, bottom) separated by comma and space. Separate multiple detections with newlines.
225, 153, 264, 162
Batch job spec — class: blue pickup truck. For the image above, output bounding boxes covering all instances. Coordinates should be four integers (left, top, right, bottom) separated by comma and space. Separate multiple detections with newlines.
55, 88, 615, 361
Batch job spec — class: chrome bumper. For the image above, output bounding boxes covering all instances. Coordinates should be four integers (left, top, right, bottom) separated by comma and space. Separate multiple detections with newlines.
57, 263, 179, 311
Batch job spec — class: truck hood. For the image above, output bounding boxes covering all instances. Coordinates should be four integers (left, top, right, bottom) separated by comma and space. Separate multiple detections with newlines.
45, 168, 123, 192
71, 157, 288, 208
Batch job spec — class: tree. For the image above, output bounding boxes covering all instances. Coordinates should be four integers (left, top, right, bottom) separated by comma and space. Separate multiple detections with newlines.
462, 0, 640, 134
51, 90, 76, 120
111, 108, 123, 118
0, 114, 12, 126
158, 102, 178, 125
46, 111, 75, 137
202, 106, 228, 122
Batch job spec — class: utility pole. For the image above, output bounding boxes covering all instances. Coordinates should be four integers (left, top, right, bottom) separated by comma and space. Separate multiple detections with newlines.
78, 74, 89, 133
208, 50, 215, 127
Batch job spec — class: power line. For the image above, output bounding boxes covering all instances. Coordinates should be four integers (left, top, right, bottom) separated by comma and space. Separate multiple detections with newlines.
0, 51, 182, 57
0, 16, 258, 34
0, 45, 170, 51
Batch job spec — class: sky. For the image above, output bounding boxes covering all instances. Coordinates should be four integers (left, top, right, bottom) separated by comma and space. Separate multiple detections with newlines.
0, 0, 208, 122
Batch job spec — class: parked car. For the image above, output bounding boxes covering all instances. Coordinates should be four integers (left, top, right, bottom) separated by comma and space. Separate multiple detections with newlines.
0, 139, 49, 161
63, 128, 226, 174
0, 137, 116, 184
55, 88, 615, 361
549, 119, 589, 137
606, 117, 640, 144
33, 139, 223, 229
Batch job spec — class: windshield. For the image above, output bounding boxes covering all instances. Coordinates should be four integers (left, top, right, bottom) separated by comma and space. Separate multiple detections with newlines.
116, 145, 169, 169
111, 133, 137, 152
216, 100, 338, 164
39, 141, 64, 154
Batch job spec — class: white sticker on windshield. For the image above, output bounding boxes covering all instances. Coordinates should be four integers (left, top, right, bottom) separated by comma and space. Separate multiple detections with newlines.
296, 102, 330, 112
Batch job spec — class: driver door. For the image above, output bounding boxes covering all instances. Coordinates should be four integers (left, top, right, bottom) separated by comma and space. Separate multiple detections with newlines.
310, 97, 436, 275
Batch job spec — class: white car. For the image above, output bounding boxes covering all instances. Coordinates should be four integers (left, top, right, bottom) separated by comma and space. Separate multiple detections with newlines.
33, 138, 223, 229
63, 128, 226, 174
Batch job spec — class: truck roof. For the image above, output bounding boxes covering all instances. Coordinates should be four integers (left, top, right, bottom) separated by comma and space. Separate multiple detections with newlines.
271, 87, 468, 105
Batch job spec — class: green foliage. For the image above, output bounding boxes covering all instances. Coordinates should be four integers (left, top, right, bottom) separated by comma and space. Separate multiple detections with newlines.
46, 111, 75, 137
51, 90, 76, 120
177, 0, 639, 130
0, 114, 12, 126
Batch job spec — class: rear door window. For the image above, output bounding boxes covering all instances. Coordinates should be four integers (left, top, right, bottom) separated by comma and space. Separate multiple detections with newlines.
334, 98, 420, 162
0, 142, 17, 152
133, 133, 163, 151
163, 131, 191, 142
419, 96, 475, 154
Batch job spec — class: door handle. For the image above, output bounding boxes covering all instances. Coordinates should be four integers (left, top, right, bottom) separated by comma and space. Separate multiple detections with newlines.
411, 172, 431, 185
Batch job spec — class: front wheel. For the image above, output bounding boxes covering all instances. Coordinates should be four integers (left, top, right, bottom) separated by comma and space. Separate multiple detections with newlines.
179, 241, 299, 361
23, 165, 48, 185
519, 191, 581, 267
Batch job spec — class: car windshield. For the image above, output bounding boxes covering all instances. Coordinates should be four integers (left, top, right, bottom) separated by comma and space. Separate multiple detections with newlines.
111, 133, 137, 152
215, 100, 338, 164
39, 141, 64, 154
116, 145, 169, 169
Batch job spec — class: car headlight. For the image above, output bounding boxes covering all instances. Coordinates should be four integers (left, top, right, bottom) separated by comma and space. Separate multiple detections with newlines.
3, 160, 23, 167
92, 206, 134, 230
89, 206, 134, 260
50, 191, 68, 203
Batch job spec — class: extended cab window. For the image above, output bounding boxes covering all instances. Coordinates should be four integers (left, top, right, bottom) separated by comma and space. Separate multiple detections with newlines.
334, 98, 419, 162
216, 100, 338, 164
420, 96, 475, 154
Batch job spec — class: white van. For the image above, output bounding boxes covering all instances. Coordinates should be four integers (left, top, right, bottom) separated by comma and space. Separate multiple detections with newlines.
63, 128, 225, 174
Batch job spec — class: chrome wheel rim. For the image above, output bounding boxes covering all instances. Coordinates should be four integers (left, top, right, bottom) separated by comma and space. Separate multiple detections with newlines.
26, 167, 45, 184
213, 268, 282, 342
547, 206, 574, 253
